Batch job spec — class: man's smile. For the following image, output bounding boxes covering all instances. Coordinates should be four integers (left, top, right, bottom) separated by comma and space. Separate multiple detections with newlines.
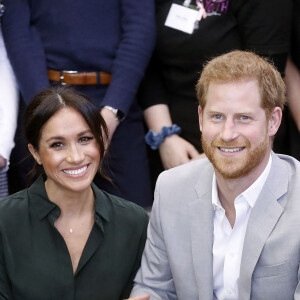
218, 147, 245, 153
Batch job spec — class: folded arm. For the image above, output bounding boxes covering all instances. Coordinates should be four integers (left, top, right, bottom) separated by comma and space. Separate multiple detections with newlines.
285, 57, 300, 132
144, 104, 200, 170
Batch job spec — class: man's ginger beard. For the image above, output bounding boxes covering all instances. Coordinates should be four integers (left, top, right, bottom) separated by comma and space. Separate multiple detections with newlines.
201, 130, 269, 180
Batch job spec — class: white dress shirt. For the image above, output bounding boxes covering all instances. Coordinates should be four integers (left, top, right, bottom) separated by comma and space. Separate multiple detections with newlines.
212, 155, 272, 300
0, 28, 18, 170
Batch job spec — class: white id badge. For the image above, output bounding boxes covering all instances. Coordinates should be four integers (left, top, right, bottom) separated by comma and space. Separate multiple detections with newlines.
164, 3, 198, 34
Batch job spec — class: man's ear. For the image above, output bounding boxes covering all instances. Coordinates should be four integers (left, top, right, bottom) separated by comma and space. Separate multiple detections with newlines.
28, 144, 42, 165
268, 107, 282, 137
198, 106, 203, 132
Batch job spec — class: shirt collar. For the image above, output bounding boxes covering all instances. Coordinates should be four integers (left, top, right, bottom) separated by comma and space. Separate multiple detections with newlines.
212, 154, 272, 209
29, 176, 112, 231
92, 182, 111, 232
212, 174, 222, 211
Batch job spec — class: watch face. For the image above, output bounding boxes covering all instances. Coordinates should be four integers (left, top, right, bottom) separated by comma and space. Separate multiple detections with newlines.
103, 106, 124, 121
116, 110, 125, 121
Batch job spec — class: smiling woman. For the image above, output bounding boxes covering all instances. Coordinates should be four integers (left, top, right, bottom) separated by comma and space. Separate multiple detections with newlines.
27, 106, 102, 196
0, 86, 149, 300
24, 86, 108, 184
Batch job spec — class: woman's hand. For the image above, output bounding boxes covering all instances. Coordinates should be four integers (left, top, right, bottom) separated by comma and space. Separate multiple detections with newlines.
159, 134, 200, 169
143, 104, 205, 169
125, 295, 150, 300
100, 108, 120, 146
0, 155, 7, 170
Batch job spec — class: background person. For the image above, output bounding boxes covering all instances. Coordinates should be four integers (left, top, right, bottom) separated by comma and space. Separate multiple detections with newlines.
2, 0, 156, 207
130, 51, 300, 300
284, 0, 300, 160
0, 86, 148, 299
140, 0, 292, 189
0, 3, 18, 199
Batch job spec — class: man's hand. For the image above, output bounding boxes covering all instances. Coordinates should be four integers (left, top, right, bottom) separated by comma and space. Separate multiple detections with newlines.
0, 155, 7, 171
100, 108, 120, 145
159, 134, 200, 170
125, 295, 150, 300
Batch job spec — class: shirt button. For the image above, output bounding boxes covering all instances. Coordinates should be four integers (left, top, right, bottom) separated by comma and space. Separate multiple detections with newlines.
226, 288, 232, 294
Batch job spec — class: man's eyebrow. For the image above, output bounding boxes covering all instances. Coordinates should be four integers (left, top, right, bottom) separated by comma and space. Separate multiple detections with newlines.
205, 109, 223, 114
206, 109, 254, 114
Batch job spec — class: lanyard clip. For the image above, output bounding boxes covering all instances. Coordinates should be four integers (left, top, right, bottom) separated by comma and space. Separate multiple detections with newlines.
183, 0, 191, 7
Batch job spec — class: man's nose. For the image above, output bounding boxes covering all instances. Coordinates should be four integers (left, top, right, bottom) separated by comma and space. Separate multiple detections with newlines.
219, 119, 238, 141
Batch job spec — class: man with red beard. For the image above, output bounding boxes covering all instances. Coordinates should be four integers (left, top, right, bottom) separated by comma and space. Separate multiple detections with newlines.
129, 51, 300, 300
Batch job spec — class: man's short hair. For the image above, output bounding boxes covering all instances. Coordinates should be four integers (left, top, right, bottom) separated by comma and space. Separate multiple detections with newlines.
196, 50, 286, 115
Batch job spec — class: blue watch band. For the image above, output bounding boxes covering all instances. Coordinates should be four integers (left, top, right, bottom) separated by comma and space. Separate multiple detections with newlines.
145, 124, 182, 150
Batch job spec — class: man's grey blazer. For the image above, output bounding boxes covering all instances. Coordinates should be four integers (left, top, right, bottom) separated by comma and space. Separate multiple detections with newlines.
131, 152, 300, 300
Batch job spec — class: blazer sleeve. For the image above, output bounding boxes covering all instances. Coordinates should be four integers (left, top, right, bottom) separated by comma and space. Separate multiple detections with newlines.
130, 174, 178, 300
2, 0, 49, 104
100, 0, 156, 116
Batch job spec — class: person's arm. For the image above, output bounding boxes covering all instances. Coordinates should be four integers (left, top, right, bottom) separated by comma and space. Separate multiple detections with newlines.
0, 157, 5, 171
1, 0, 49, 104
139, 55, 201, 169
100, 0, 156, 140
285, 57, 300, 132
0, 30, 18, 171
144, 105, 200, 169
129, 174, 178, 300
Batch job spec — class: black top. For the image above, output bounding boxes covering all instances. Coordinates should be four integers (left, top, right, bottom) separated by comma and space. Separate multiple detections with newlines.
139, 0, 292, 150
0, 176, 148, 300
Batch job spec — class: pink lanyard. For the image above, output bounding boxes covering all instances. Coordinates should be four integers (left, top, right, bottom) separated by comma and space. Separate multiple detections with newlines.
183, 0, 207, 20
195, 0, 207, 20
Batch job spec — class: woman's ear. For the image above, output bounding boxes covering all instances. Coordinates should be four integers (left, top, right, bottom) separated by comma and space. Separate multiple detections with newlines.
28, 144, 42, 165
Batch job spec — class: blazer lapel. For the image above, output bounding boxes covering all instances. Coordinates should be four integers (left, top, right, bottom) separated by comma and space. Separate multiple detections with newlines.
189, 171, 214, 300
238, 153, 288, 299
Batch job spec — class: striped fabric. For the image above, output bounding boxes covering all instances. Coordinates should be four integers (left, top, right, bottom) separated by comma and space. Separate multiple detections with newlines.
0, 169, 8, 199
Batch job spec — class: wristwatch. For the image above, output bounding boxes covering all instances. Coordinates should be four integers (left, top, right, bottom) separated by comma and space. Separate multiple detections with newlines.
103, 106, 125, 122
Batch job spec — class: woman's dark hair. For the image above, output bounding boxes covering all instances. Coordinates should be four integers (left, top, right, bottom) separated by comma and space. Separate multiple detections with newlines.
24, 86, 109, 180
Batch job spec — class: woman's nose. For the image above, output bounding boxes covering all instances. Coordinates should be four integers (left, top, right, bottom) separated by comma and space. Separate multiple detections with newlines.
66, 144, 84, 163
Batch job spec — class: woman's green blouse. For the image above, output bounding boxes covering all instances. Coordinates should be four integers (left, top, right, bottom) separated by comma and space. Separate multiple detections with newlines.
0, 176, 149, 300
